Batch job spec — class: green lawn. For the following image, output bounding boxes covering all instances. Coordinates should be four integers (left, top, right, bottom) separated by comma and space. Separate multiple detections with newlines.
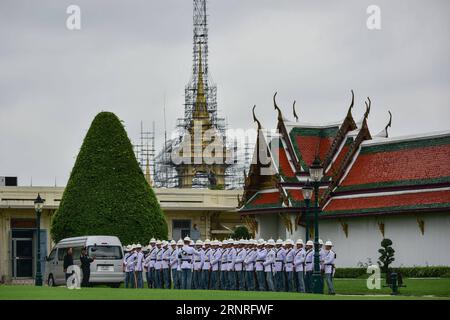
0, 278, 449, 300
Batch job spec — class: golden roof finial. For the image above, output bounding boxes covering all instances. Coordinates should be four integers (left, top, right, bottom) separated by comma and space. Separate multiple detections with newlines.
193, 43, 209, 119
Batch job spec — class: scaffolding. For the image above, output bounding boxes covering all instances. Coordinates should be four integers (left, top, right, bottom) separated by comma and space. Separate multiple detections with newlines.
135, 121, 156, 183
151, 0, 252, 189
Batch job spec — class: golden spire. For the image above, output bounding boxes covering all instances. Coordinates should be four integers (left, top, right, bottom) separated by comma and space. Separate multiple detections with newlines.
193, 44, 209, 119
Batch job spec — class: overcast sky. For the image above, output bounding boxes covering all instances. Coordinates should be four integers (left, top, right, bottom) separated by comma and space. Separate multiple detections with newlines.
1, 0, 449, 186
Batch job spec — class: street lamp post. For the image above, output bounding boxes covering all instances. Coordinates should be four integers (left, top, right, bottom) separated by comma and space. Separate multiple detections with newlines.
34, 194, 44, 286
302, 180, 313, 242
309, 157, 324, 294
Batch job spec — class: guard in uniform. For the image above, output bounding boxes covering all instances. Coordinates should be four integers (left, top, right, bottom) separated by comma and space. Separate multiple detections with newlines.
169, 240, 178, 289
154, 240, 163, 288
274, 239, 286, 292
255, 239, 267, 291
263, 239, 276, 291
193, 240, 204, 289
210, 240, 221, 290
126, 244, 137, 288
219, 240, 229, 290
146, 238, 157, 288
244, 239, 257, 291
161, 241, 171, 289
225, 240, 236, 290
201, 239, 212, 289
234, 239, 247, 290
179, 236, 196, 289
134, 244, 145, 288
323, 241, 336, 295
284, 239, 295, 292
294, 239, 306, 293
304, 240, 314, 293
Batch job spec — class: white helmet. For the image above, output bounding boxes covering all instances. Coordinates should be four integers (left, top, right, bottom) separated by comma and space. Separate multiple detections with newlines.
228, 238, 234, 243
177, 239, 183, 246
325, 240, 333, 246
284, 239, 294, 246
258, 238, 265, 244
204, 239, 211, 245
276, 239, 284, 245
126, 245, 132, 251
218, 241, 223, 247
267, 239, 276, 246
183, 236, 191, 242
131, 243, 137, 250
223, 240, 228, 245
195, 240, 203, 246
149, 238, 156, 244
233, 240, 240, 246
162, 241, 168, 247
170, 240, 176, 245
319, 239, 324, 245
156, 240, 162, 245
306, 240, 314, 246
296, 239, 304, 245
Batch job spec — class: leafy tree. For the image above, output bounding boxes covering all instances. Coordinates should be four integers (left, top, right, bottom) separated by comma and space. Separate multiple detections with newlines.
231, 225, 251, 240
378, 238, 395, 283
51, 112, 167, 245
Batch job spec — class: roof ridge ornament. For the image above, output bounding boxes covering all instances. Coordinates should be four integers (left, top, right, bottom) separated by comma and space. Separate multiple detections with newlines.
375, 110, 392, 138
347, 90, 355, 116
292, 100, 298, 122
252, 105, 262, 130
364, 97, 371, 120
273, 92, 283, 122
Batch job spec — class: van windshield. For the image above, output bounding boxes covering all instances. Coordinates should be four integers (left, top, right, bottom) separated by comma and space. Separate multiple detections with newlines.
88, 246, 123, 260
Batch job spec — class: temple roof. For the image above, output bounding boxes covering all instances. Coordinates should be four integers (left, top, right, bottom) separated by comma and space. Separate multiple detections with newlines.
239, 91, 450, 219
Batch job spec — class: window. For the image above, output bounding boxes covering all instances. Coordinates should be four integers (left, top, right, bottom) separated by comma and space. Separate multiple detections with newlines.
88, 246, 122, 260
47, 248, 56, 261
57, 248, 67, 261
173, 220, 191, 229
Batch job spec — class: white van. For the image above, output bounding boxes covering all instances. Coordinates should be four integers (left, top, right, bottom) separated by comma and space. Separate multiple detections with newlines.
45, 235, 124, 287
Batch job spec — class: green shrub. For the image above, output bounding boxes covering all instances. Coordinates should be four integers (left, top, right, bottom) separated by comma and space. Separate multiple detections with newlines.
231, 226, 251, 240
51, 112, 168, 245
334, 266, 450, 278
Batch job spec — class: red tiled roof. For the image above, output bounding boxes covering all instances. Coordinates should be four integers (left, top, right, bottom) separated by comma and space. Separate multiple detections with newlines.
289, 126, 339, 170
326, 139, 352, 177
323, 189, 450, 216
276, 142, 296, 181
241, 191, 283, 211
339, 139, 450, 191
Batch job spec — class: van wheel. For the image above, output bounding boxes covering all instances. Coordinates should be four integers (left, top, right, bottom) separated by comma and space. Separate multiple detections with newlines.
47, 275, 55, 287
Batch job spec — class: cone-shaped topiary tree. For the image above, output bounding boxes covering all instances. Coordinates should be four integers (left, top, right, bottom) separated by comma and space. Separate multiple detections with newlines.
51, 112, 167, 245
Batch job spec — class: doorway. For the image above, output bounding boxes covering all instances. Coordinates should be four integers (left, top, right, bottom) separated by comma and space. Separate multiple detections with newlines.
11, 229, 34, 278
172, 220, 191, 241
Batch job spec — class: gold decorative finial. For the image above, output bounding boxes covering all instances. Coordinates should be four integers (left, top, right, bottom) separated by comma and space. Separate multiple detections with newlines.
193, 43, 208, 119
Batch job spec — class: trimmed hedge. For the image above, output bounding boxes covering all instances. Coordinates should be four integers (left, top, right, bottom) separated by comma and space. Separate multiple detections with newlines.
51, 112, 168, 245
334, 266, 450, 278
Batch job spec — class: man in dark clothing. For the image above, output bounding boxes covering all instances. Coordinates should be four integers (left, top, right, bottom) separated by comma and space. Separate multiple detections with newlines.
80, 247, 95, 287
63, 248, 74, 282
